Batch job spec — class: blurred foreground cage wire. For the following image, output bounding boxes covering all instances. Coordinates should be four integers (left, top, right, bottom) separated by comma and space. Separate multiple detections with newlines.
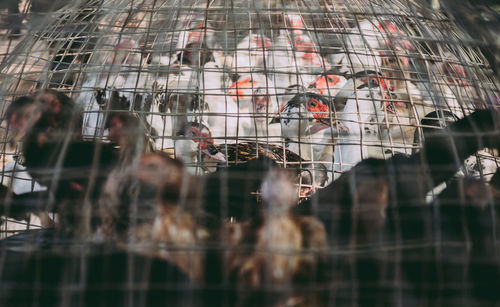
0, 0, 500, 306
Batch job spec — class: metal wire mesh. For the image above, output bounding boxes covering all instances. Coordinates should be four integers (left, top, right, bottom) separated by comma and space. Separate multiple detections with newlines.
0, 0, 499, 306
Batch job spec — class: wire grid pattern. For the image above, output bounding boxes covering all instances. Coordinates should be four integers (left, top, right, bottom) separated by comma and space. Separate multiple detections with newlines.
0, 0, 499, 305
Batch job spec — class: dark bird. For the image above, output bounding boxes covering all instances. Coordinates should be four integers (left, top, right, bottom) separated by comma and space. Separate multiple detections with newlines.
98, 152, 190, 241
398, 174, 500, 305
296, 109, 500, 247
201, 156, 278, 222
176, 42, 214, 67
176, 121, 328, 198
293, 109, 500, 306
3, 95, 40, 146
0, 242, 195, 307
412, 110, 459, 152
437, 0, 500, 79
226, 168, 328, 306
19, 89, 119, 233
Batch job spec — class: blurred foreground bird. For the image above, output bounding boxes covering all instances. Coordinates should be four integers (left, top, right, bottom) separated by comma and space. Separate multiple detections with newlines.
299, 109, 500, 247
15, 90, 119, 233
226, 168, 328, 305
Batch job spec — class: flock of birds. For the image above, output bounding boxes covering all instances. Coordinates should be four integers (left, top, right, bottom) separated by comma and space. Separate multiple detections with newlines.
67, 13, 484, 182
0, 7, 500, 307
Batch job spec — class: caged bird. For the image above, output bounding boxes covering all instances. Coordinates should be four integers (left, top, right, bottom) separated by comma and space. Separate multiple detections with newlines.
414, 110, 499, 185
272, 92, 347, 164
297, 109, 500, 247
226, 168, 328, 305
175, 120, 328, 198
333, 71, 399, 178
21, 89, 119, 233
226, 73, 281, 139
195, 61, 242, 140
173, 20, 216, 67
229, 33, 272, 72
2, 95, 42, 148
149, 153, 210, 281
267, 14, 332, 93
307, 71, 348, 97
97, 152, 201, 248
75, 38, 145, 138
398, 174, 500, 306
174, 121, 227, 174
284, 109, 500, 305
0, 95, 46, 220
336, 18, 413, 75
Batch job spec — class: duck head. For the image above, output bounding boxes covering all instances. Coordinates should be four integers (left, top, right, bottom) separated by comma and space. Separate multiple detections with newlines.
175, 122, 226, 163
272, 92, 344, 137
308, 72, 347, 95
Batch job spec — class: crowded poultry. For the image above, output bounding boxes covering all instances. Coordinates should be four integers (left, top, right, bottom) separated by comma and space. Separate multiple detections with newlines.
0, 0, 500, 306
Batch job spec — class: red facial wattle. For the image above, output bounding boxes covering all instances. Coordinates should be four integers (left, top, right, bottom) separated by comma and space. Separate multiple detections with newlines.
253, 36, 272, 49
443, 62, 467, 87
187, 22, 205, 43
307, 98, 329, 121
376, 21, 412, 66
228, 77, 255, 100
191, 128, 214, 150
311, 75, 342, 94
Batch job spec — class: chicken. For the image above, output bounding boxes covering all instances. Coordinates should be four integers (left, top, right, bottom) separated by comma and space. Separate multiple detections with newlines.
21, 89, 118, 233
268, 20, 331, 93
3, 95, 41, 146
228, 168, 327, 305
151, 159, 209, 281
105, 112, 155, 163
298, 109, 500, 248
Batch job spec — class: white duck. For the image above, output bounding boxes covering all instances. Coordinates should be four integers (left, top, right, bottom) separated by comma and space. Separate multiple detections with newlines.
230, 33, 272, 72
337, 19, 413, 75
75, 38, 143, 138
174, 121, 226, 174
274, 92, 346, 162
225, 73, 277, 139
268, 15, 331, 92
333, 72, 395, 178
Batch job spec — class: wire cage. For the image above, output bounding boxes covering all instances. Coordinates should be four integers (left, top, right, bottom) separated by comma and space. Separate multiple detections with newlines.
0, 0, 500, 306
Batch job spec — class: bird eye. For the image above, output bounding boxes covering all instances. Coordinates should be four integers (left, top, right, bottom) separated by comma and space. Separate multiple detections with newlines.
327, 77, 334, 82
309, 100, 317, 107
